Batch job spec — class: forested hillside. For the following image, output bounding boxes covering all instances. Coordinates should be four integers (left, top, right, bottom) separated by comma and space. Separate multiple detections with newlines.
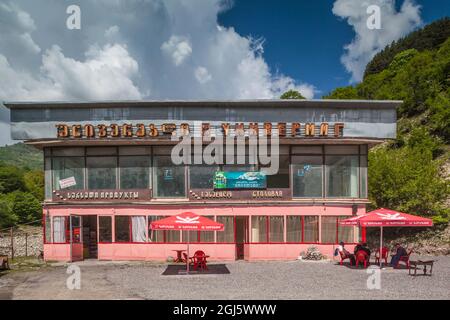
0, 144, 43, 228
324, 18, 450, 225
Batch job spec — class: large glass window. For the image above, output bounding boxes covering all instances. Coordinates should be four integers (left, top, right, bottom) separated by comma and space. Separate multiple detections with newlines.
99, 216, 112, 242
131, 216, 146, 242
286, 216, 302, 242
321, 216, 337, 244
153, 156, 186, 198
216, 216, 234, 243
148, 216, 164, 242
119, 156, 150, 189
199, 216, 215, 242
292, 156, 323, 197
167, 231, 181, 242
338, 216, 354, 243
269, 216, 284, 242
251, 216, 267, 243
303, 216, 319, 242
44, 214, 52, 243
115, 216, 130, 242
53, 216, 67, 243
326, 156, 359, 198
87, 157, 117, 189
265, 155, 290, 188
52, 157, 85, 190
360, 156, 368, 198
189, 165, 218, 189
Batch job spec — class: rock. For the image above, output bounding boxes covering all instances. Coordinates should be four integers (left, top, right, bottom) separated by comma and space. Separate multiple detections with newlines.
303, 245, 325, 261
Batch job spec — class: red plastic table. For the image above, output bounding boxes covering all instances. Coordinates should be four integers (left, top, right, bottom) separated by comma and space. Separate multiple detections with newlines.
172, 250, 186, 263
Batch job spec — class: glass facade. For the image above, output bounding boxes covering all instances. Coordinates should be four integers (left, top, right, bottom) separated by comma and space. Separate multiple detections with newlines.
45, 145, 368, 199
87, 157, 117, 189
153, 156, 186, 198
292, 156, 323, 197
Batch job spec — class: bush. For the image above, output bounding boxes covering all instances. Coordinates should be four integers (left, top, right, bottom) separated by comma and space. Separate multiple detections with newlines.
368, 130, 449, 224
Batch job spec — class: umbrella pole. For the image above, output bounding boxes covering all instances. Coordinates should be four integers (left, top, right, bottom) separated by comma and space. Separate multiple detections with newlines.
186, 231, 190, 274
380, 226, 383, 269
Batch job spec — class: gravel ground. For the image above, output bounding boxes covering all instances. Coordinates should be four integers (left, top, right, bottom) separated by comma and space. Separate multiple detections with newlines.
1, 255, 449, 300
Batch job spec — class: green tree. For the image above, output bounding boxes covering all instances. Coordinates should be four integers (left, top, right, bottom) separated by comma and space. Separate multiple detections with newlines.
280, 90, 305, 99
0, 166, 26, 193
24, 170, 45, 201
0, 194, 16, 228
6, 191, 42, 224
323, 86, 360, 99
369, 131, 449, 224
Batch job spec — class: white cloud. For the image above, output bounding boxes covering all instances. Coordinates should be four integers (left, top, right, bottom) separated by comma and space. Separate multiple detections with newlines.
0, 2, 40, 56
333, 0, 422, 82
194, 66, 212, 84
0, 0, 316, 145
41, 44, 142, 100
161, 35, 193, 66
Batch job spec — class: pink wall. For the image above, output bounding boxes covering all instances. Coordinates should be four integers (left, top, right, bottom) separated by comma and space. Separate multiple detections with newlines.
43, 243, 83, 262
97, 243, 236, 261
44, 204, 364, 262
44, 204, 366, 217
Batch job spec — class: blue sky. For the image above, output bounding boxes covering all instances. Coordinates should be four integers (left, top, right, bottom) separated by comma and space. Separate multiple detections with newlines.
219, 0, 450, 96
0, 0, 449, 145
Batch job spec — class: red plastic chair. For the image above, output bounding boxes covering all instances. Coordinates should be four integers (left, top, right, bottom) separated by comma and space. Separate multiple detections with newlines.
395, 249, 413, 269
339, 251, 353, 266
375, 247, 389, 265
355, 250, 369, 268
193, 251, 208, 271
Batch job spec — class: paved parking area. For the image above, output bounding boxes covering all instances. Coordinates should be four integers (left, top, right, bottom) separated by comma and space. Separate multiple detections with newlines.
1, 256, 449, 300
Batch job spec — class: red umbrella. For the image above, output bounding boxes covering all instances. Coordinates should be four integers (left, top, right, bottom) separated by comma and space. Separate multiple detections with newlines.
339, 208, 433, 267
150, 212, 224, 273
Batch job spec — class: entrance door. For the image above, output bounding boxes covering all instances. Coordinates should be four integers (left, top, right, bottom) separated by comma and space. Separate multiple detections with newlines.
235, 216, 248, 260
82, 215, 98, 259
69, 215, 83, 261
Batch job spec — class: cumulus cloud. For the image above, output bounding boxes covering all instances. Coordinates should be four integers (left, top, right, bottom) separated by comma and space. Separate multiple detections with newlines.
0, 2, 41, 67
195, 66, 212, 84
0, 0, 316, 145
41, 44, 142, 100
161, 35, 193, 66
333, 0, 422, 82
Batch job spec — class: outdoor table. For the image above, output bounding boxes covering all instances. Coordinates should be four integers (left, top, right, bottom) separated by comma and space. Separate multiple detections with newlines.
409, 260, 435, 276
172, 249, 187, 263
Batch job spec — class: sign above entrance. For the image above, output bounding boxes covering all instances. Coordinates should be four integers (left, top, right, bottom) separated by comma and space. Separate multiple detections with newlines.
54, 122, 345, 139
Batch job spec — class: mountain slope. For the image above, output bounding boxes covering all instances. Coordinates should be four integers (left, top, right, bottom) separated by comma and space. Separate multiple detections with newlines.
0, 143, 43, 170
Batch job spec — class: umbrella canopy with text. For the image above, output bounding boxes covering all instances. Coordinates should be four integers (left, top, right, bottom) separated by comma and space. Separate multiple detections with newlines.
339, 208, 433, 227
150, 212, 224, 231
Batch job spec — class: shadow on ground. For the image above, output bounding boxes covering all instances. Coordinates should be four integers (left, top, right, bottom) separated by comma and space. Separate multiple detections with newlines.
162, 264, 230, 275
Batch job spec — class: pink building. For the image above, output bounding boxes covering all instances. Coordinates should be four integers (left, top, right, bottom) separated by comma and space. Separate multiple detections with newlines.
5, 100, 400, 262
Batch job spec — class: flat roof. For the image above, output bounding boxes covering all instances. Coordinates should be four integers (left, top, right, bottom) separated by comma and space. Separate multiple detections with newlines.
3, 99, 403, 109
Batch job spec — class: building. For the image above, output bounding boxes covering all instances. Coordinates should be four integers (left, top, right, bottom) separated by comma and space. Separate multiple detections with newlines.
5, 100, 400, 262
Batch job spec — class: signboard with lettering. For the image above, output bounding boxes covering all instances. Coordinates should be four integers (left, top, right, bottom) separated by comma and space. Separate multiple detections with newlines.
213, 171, 266, 190
59, 177, 77, 189
54, 122, 345, 139
52, 189, 152, 202
189, 189, 291, 201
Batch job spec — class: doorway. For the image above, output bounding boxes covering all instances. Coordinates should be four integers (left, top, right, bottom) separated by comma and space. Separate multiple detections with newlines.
235, 216, 248, 260
82, 215, 98, 259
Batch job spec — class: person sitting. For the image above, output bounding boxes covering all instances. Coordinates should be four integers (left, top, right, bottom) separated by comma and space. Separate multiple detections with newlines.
390, 243, 407, 267
338, 241, 355, 265
361, 242, 371, 259
354, 242, 363, 255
